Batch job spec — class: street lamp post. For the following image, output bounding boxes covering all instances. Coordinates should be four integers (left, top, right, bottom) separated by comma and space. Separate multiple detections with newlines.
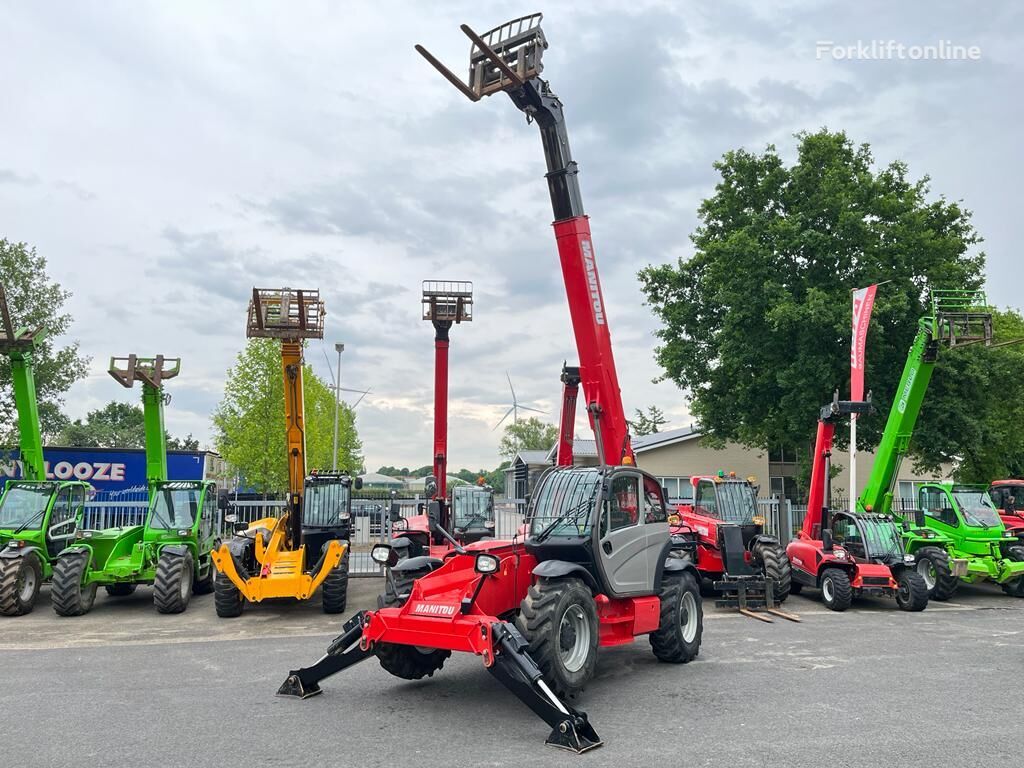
332, 342, 344, 471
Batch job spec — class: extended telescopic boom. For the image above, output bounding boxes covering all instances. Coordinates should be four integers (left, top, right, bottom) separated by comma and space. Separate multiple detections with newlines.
416, 14, 634, 466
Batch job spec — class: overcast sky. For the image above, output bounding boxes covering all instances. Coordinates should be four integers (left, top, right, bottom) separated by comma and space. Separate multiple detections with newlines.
2, 1, 1021, 472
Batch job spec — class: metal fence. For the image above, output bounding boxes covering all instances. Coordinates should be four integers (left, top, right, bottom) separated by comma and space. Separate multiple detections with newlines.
82, 486, 149, 530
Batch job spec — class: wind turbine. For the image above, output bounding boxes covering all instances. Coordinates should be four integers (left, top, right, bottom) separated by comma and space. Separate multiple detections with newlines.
492, 371, 546, 431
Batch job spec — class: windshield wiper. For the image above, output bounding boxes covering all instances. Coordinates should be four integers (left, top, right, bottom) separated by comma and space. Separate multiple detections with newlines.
534, 498, 594, 543
12, 508, 47, 535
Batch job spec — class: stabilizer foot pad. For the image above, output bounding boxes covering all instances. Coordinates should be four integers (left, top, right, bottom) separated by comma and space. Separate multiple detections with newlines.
277, 674, 322, 699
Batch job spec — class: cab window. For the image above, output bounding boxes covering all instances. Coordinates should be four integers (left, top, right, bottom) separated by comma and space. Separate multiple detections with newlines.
604, 475, 640, 532
920, 487, 958, 527
694, 480, 718, 518
643, 476, 667, 524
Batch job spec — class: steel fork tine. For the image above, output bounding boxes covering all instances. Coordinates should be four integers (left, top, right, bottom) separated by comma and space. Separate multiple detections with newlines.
414, 44, 481, 102
459, 24, 525, 88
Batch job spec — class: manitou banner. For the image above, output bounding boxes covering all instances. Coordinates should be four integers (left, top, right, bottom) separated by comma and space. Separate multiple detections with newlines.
851, 284, 878, 400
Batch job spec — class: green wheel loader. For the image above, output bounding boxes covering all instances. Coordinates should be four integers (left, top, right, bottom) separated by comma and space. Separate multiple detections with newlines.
0, 282, 91, 615
50, 355, 221, 615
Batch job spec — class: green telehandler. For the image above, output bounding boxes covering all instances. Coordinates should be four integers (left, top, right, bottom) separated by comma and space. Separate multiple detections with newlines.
0, 283, 91, 615
857, 289, 1024, 599
50, 355, 221, 615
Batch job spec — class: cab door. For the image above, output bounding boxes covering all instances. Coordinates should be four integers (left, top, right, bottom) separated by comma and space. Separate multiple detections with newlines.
46, 487, 77, 559
595, 472, 651, 596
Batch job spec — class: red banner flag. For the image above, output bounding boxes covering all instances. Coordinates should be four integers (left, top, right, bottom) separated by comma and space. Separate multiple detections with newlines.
851, 285, 878, 400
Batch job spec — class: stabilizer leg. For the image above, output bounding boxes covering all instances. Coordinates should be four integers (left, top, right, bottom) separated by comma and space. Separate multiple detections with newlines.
277, 611, 372, 699
486, 622, 602, 753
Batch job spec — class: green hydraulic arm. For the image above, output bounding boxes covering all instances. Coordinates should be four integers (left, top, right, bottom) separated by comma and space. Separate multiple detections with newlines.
108, 355, 181, 491
857, 290, 994, 516
0, 283, 47, 482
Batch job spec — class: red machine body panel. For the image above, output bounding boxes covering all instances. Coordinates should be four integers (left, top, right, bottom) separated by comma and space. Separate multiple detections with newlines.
988, 480, 1024, 538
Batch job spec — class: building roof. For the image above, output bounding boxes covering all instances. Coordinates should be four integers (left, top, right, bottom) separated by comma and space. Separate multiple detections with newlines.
544, 439, 598, 462
358, 472, 404, 486
632, 425, 702, 452
512, 450, 551, 466
404, 475, 468, 490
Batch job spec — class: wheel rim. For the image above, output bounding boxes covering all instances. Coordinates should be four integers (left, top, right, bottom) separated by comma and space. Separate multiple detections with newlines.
680, 590, 698, 643
917, 559, 936, 590
897, 579, 910, 604
17, 566, 36, 603
822, 577, 834, 602
558, 604, 591, 673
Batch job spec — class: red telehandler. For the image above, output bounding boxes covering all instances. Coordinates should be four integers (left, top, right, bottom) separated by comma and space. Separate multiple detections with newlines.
279, 15, 703, 753
987, 480, 1024, 541
787, 394, 929, 611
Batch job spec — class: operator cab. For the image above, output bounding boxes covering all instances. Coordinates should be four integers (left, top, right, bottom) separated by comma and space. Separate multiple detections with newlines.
831, 512, 908, 566
525, 466, 669, 598
450, 484, 495, 544
301, 471, 359, 568
690, 474, 765, 549
0, 480, 85, 558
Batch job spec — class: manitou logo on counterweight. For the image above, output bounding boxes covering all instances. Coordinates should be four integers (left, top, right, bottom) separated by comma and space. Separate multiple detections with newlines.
581, 240, 605, 325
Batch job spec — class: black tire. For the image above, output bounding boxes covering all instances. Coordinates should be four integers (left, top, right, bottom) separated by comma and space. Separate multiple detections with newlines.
321, 548, 349, 614
51, 551, 97, 616
515, 577, 599, 699
820, 568, 853, 612
214, 570, 244, 618
153, 551, 194, 614
374, 565, 451, 679
1001, 545, 1024, 597
650, 571, 703, 663
915, 546, 959, 601
754, 542, 792, 603
789, 581, 803, 595
0, 552, 42, 616
895, 570, 929, 612
104, 583, 137, 597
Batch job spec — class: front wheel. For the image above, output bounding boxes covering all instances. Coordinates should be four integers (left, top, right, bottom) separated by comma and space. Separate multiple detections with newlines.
0, 553, 42, 616
650, 571, 702, 663
895, 570, 929, 611
754, 542, 792, 603
153, 551, 194, 614
1001, 545, 1024, 597
915, 546, 959, 601
321, 548, 349, 614
515, 577, 599, 699
51, 551, 97, 616
214, 570, 244, 618
820, 568, 853, 612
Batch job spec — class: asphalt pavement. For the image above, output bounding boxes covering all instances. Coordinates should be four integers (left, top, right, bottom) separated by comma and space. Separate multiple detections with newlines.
2, 579, 1022, 768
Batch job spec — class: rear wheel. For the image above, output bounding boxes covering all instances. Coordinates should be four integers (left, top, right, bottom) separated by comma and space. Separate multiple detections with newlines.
895, 570, 929, 611
375, 566, 450, 679
104, 583, 137, 597
321, 548, 349, 614
820, 568, 852, 612
515, 577, 599, 699
753, 542, 792, 603
916, 546, 959, 601
0, 552, 42, 616
153, 551, 194, 614
1001, 546, 1024, 597
51, 551, 97, 616
214, 570, 244, 618
650, 571, 702, 663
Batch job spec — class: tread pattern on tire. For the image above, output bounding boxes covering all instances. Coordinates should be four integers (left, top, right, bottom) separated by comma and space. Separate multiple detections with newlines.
917, 546, 959, 601
51, 552, 96, 616
0, 553, 41, 616
214, 569, 244, 618
514, 577, 598, 699
649, 571, 702, 663
153, 551, 193, 614
755, 542, 792, 603
895, 570, 929, 611
821, 567, 853, 612
322, 548, 349, 614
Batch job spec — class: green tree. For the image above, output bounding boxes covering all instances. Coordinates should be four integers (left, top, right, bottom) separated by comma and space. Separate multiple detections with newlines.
640, 129, 987, 469
212, 339, 362, 493
0, 239, 90, 445
60, 401, 199, 451
498, 416, 559, 459
628, 405, 667, 436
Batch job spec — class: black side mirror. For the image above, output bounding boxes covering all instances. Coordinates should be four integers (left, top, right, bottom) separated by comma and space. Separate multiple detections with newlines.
822, 529, 834, 552
425, 475, 438, 498
662, 486, 671, 500
389, 501, 402, 523
354, 477, 363, 490
217, 488, 230, 511
427, 500, 441, 530
914, 508, 926, 528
